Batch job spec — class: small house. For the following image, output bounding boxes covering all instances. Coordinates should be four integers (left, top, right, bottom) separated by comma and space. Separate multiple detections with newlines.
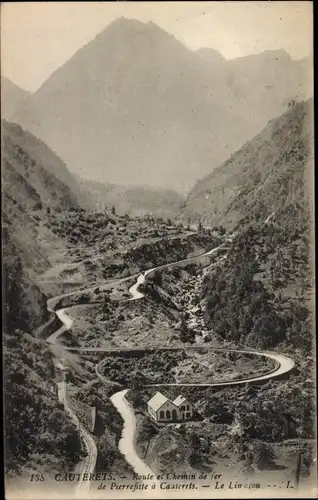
147, 392, 194, 423
173, 395, 193, 420
147, 392, 179, 422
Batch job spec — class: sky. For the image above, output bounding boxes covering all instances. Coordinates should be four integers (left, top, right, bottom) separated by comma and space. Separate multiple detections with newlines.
1, 1, 313, 92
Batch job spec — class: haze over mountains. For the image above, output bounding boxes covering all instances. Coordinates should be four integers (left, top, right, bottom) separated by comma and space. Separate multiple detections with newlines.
1, 118, 185, 220
1, 77, 30, 120
76, 176, 185, 217
12, 17, 312, 192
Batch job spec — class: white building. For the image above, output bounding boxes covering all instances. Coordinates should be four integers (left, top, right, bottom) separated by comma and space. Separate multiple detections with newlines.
172, 395, 193, 420
147, 392, 194, 423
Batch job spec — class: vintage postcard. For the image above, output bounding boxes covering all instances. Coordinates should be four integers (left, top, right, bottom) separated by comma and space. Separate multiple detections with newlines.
1, 1, 316, 499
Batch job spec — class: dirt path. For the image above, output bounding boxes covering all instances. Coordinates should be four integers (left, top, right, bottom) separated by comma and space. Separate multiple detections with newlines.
110, 389, 160, 486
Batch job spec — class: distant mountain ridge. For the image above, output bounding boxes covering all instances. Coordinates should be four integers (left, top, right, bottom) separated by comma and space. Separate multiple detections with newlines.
1, 77, 30, 120
77, 176, 185, 217
12, 18, 312, 192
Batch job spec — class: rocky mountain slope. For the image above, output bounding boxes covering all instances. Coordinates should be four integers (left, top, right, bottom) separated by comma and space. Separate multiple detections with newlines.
182, 99, 313, 228
3, 199, 83, 476
183, 93, 314, 366
2, 117, 217, 477
12, 18, 311, 191
77, 176, 185, 217
2, 120, 86, 210
2, 120, 89, 276
3, 227, 84, 477
1, 76, 30, 120
2, 118, 89, 328
131, 97, 314, 477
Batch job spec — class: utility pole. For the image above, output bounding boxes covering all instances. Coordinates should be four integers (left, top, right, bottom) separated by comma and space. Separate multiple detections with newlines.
144, 439, 151, 459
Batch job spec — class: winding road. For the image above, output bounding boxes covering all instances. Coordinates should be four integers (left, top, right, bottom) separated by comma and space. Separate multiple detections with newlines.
44, 237, 295, 485
110, 389, 160, 485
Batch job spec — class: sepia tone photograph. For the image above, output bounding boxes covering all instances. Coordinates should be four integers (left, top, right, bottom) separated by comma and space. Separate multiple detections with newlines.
1, 1, 316, 498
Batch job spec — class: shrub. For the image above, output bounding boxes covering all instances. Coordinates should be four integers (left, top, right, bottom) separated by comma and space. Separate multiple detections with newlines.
252, 441, 277, 470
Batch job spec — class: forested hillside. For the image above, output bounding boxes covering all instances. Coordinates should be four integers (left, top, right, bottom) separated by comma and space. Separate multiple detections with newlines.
197, 203, 314, 466
123, 97, 315, 477
203, 216, 313, 353
198, 100, 314, 354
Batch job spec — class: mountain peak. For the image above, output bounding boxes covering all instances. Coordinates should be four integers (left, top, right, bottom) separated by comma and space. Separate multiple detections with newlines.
13, 18, 311, 192
251, 48, 293, 62
262, 48, 292, 60
90, 16, 178, 50
109, 16, 147, 27
102, 17, 164, 35
1, 76, 29, 93
196, 48, 226, 64
230, 48, 293, 65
